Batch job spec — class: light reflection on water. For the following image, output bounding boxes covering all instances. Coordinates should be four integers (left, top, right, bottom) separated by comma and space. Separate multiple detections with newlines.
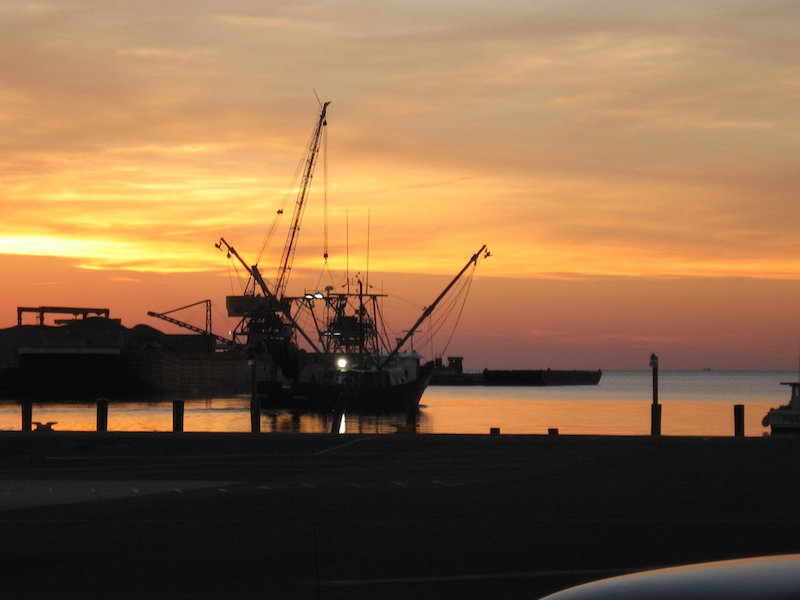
0, 397, 424, 434
0, 372, 793, 436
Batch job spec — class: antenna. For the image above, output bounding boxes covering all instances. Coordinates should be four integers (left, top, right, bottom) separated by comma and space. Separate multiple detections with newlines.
346, 209, 350, 294
366, 210, 371, 293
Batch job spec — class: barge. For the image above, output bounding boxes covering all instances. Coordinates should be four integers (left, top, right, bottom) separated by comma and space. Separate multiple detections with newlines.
430, 357, 602, 386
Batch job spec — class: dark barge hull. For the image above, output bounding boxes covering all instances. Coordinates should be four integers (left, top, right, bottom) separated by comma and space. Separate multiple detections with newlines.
430, 368, 602, 386
2, 349, 252, 400
483, 369, 602, 386
0, 320, 251, 400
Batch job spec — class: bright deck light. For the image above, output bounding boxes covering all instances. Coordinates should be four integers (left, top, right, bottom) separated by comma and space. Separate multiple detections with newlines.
336, 357, 348, 369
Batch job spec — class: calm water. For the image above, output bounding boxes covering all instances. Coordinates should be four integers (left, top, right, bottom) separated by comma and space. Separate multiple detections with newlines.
1, 371, 794, 437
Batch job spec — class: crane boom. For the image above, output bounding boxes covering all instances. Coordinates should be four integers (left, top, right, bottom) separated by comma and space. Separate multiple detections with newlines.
147, 299, 231, 344
148, 311, 209, 336
274, 101, 330, 299
215, 237, 271, 298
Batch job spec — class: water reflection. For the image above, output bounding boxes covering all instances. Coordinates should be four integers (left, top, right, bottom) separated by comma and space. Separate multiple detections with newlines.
261, 408, 430, 434
0, 396, 431, 434
0, 372, 792, 436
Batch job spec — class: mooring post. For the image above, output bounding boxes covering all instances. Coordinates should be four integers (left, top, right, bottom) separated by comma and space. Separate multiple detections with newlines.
21, 400, 32, 432
97, 397, 109, 432
249, 359, 260, 433
734, 404, 745, 437
650, 353, 661, 436
173, 400, 185, 433
250, 398, 261, 433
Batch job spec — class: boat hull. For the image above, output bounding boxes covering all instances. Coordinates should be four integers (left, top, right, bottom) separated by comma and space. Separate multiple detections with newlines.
257, 360, 435, 412
765, 411, 800, 434
763, 382, 800, 434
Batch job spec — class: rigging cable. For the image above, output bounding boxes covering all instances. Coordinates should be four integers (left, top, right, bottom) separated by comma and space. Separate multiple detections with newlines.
256, 208, 286, 271
417, 280, 465, 344
414, 264, 477, 357
436, 267, 476, 357
226, 257, 247, 296
313, 256, 339, 293
255, 123, 310, 268
374, 299, 394, 354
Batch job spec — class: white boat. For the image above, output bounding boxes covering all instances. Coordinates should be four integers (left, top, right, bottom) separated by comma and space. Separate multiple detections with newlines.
762, 382, 800, 433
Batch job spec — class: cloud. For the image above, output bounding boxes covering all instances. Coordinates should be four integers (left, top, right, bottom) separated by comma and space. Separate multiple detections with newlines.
0, 0, 798, 281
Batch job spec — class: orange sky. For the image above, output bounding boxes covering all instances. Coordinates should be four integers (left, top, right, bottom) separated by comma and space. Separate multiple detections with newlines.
1, 1, 799, 369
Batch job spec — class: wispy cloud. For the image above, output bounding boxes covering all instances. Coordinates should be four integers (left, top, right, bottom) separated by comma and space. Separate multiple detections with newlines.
0, 0, 798, 280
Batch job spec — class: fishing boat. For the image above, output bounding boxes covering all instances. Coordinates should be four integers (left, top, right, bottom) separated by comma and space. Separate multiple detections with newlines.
225, 243, 489, 412
762, 382, 800, 434
285, 244, 487, 411
217, 101, 489, 412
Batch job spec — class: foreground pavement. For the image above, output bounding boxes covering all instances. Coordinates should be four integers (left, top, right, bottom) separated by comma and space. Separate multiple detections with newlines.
1, 432, 799, 599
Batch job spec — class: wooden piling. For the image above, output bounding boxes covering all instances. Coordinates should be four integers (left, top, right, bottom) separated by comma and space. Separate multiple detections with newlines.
21, 400, 32, 432
249, 359, 260, 433
250, 398, 261, 433
173, 400, 185, 433
97, 398, 109, 432
734, 404, 745, 437
651, 403, 662, 436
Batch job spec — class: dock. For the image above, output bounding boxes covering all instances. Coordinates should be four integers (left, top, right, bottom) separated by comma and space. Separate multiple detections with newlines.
1, 432, 799, 598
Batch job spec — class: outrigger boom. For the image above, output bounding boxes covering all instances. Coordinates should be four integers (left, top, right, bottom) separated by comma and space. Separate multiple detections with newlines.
379, 244, 489, 369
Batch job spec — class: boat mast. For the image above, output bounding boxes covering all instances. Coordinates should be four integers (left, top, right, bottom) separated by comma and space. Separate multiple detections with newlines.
379, 244, 488, 369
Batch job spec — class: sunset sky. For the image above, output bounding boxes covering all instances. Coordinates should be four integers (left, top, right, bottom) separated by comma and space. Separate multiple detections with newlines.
2, 1, 798, 370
